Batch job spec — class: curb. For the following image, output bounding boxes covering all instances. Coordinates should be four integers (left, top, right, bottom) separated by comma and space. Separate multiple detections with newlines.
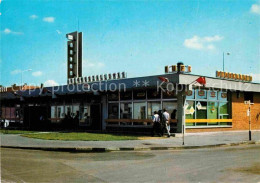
1, 140, 259, 153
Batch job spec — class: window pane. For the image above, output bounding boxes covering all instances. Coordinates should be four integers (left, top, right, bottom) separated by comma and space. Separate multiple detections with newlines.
196, 101, 207, 119
196, 90, 207, 100
207, 102, 218, 125
208, 91, 217, 101
185, 101, 195, 119
120, 103, 132, 119
185, 101, 195, 126
218, 91, 227, 101
162, 101, 177, 118
244, 92, 253, 103
186, 90, 195, 100
207, 102, 218, 119
133, 90, 146, 100
108, 103, 119, 119
51, 106, 56, 118
147, 102, 161, 119
133, 102, 146, 119
120, 91, 132, 100
147, 89, 161, 99
219, 102, 228, 114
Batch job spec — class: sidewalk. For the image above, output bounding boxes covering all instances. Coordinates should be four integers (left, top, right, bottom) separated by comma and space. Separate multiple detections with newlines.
1, 131, 260, 152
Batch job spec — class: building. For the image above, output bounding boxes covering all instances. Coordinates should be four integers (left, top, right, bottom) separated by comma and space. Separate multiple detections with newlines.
1, 70, 260, 133
1, 31, 259, 133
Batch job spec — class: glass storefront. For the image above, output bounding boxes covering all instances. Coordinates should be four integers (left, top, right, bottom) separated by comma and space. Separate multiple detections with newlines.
108, 89, 177, 122
107, 89, 231, 128
186, 90, 231, 127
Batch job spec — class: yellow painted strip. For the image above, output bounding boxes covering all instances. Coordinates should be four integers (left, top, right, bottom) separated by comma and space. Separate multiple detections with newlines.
185, 119, 232, 123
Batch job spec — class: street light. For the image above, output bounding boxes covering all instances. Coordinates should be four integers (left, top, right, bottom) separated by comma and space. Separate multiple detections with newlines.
223, 52, 230, 71
21, 69, 32, 87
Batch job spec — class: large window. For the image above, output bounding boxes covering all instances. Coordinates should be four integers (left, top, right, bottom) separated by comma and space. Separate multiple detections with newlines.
244, 92, 253, 102
133, 102, 146, 119
147, 102, 161, 119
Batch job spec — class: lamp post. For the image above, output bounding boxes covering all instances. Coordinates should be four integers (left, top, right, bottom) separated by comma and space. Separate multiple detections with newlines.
245, 100, 254, 141
223, 52, 230, 71
21, 69, 32, 88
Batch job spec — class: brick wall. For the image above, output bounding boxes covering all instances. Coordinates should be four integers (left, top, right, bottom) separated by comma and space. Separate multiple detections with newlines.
186, 92, 260, 133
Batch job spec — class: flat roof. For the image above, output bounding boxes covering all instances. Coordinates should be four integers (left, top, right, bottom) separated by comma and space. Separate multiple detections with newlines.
1, 73, 260, 100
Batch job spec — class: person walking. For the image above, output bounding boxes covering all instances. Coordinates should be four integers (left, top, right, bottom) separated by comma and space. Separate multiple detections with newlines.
151, 111, 161, 137
162, 108, 171, 137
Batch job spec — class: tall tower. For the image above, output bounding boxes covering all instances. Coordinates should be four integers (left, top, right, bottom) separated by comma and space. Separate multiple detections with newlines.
66, 31, 83, 83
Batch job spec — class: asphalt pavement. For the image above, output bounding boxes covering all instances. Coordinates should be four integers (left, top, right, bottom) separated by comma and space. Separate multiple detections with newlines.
1, 145, 260, 182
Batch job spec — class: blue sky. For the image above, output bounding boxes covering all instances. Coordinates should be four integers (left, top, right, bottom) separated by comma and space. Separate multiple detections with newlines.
1, 0, 260, 86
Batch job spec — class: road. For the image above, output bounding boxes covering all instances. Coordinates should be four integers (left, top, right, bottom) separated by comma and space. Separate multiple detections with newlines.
1, 145, 260, 182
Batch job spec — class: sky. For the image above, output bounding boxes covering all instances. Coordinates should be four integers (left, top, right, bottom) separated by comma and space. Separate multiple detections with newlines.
0, 0, 260, 87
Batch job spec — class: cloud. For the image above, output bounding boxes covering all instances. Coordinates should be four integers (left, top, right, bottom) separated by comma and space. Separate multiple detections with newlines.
11, 69, 22, 75
44, 80, 58, 87
2, 28, 23, 35
250, 3, 260, 15
184, 35, 223, 50
30, 15, 38, 19
43, 17, 55, 23
32, 71, 42, 77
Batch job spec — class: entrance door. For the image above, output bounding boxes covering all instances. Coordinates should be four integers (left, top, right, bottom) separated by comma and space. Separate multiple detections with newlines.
90, 104, 102, 130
